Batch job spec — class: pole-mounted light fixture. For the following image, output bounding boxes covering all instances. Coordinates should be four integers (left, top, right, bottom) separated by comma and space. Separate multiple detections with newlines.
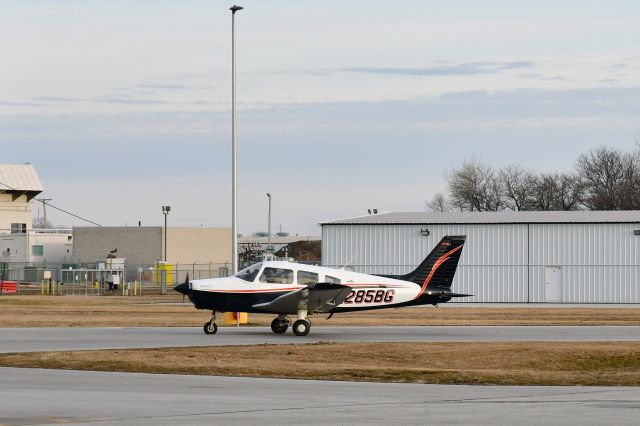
162, 206, 171, 262
230, 5, 243, 274
267, 193, 272, 253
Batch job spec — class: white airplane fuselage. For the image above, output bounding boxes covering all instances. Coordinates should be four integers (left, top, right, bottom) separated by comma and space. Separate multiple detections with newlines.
188, 261, 422, 313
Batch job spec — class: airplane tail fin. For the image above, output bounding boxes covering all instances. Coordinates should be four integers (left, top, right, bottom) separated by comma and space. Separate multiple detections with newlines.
381, 236, 466, 291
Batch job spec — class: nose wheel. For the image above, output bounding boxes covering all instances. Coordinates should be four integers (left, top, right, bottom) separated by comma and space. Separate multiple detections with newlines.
203, 312, 217, 335
203, 320, 217, 335
292, 319, 311, 336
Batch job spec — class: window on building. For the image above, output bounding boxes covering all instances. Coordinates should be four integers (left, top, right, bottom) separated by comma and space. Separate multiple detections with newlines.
11, 223, 26, 234
32, 245, 43, 256
325, 275, 341, 284
259, 267, 293, 284
297, 270, 318, 285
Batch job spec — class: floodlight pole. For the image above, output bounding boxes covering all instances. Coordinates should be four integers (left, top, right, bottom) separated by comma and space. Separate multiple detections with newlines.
230, 5, 243, 274
162, 205, 171, 262
267, 193, 272, 253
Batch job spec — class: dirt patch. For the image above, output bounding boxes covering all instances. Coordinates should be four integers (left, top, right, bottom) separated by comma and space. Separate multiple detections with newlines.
2, 295, 640, 327
2, 342, 640, 386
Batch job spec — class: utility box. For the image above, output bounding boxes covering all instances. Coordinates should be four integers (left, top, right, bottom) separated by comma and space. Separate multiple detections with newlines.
223, 312, 248, 325
153, 262, 175, 285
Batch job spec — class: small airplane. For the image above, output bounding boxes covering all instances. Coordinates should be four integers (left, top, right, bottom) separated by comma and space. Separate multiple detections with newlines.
175, 235, 469, 336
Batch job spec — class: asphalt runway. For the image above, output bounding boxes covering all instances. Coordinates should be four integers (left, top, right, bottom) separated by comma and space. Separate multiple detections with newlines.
1, 367, 639, 425
2, 325, 640, 353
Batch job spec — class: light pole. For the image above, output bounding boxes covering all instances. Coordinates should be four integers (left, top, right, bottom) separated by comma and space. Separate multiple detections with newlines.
230, 5, 243, 274
162, 205, 171, 262
266, 193, 272, 253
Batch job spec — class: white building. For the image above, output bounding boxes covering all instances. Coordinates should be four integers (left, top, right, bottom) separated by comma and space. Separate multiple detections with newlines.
0, 164, 72, 267
321, 211, 640, 303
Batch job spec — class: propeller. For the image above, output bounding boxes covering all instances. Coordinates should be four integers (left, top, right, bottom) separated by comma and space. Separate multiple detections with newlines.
174, 274, 191, 297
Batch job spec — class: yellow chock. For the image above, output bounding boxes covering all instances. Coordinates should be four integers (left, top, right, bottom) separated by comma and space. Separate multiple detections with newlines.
222, 312, 248, 325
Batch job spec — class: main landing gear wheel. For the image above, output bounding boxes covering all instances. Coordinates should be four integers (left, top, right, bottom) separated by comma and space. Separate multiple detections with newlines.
270, 318, 288, 334
292, 319, 311, 336
203, 320, 218, 335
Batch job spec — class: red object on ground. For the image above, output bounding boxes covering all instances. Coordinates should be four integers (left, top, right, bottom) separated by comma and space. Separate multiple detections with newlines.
0, 281, 17, 294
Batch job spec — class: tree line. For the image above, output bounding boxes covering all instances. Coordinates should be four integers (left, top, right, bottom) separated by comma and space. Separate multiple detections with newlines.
427, 144, 640, 212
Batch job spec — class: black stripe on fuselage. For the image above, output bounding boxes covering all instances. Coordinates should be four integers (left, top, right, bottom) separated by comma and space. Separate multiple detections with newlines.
188, 289, 449, 314
188, 289, 293, 313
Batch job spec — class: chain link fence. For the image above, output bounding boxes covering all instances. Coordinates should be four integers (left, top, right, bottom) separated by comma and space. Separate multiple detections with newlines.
0, 261, 231, 296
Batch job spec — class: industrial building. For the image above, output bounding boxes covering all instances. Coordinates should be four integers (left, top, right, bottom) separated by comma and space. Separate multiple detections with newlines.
73, 226, 232, 268
321, 211, 640, 303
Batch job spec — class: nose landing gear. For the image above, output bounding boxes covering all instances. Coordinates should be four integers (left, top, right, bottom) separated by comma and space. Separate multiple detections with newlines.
203, 312, 217, 335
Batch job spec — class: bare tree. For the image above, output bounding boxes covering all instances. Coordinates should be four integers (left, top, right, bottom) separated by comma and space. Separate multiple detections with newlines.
447, 157, 504, 212
532, 173, 585, 211
500, 165, 537, 211
425, 192, 449, 212
576, 146, 640, 210
32, 217, 53, 229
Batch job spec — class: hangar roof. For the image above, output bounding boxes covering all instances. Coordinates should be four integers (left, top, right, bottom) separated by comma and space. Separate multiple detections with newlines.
321, 211, 640, 225
0, 163, 44, 201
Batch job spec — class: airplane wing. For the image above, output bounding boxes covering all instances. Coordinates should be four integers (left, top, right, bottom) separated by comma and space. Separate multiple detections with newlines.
252, 282, 352, 315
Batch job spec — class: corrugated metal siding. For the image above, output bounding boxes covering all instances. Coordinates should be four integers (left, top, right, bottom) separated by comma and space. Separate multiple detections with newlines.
322, 223, 529, 303
322, 221, 640, 303
529, 224, 640, 303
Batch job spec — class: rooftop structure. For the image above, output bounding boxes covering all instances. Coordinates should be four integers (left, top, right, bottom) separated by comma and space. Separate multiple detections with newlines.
0, 163, 44, 202
322, 210, 640, 225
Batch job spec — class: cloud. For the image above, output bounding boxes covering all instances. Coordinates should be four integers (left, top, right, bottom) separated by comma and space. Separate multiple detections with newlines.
135, 84, 193, 90
33, 96, 85, 103
0, 100, 40, 106
97, 97, 165, 105
31, 96, 165, 105
339, 61, 534, 76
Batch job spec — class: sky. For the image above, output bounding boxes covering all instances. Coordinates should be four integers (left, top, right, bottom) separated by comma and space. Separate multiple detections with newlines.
1, 0, 639, 235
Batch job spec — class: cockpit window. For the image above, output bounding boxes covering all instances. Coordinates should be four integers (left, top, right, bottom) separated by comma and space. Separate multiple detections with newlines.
235, 263, 262, 282
259, 267, 294, 284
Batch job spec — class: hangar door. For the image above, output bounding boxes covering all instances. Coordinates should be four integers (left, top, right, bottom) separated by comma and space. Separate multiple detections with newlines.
545, 266, 563, 303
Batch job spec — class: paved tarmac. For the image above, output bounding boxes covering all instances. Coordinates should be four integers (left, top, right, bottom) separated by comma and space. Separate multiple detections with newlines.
2, 325, 640, 353
1, 367, 639, 425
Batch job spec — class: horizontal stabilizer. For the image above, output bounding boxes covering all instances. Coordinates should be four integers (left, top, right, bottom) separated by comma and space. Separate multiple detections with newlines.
422, 289, 474, 298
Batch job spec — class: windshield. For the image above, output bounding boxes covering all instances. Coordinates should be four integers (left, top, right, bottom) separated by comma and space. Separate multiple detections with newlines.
235, 263, 262, 282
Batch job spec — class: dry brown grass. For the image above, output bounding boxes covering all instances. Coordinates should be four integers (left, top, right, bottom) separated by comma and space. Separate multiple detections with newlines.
2, 295, 640, 327
2, 342, 640, 386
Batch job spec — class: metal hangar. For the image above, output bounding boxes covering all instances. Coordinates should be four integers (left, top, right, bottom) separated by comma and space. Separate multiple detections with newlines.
321, 211, 640, 303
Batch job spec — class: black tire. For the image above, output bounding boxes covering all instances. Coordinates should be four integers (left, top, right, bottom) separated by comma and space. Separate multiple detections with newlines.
292, 319, 310, 336
270, 318, 288, 334
203, 320, 218, 335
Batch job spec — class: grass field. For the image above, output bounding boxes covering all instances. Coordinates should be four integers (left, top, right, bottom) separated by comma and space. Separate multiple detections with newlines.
2, 295, 640, 327
3, 295, 640, 386
2, 342, 640, 386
